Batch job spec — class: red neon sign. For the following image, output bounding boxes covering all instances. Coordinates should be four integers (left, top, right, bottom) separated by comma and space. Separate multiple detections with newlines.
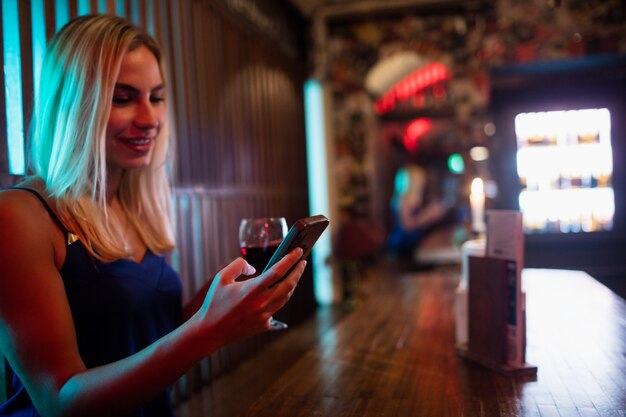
374, 62, 450, 114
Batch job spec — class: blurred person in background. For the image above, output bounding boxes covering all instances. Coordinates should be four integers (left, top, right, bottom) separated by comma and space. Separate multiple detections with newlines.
386, 164, 450, 265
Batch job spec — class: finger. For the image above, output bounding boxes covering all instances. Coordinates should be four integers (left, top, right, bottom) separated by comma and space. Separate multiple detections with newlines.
217, 257, 237, 272
265, 260, 306, 311
256, 247, 303, 288
216, 257, 256, 284
206, 258, 240, 286
275, 260, 306, 290
263, 261, 306, 316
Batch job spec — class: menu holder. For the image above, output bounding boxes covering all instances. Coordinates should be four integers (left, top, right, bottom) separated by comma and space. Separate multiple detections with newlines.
456, 255, 537, 376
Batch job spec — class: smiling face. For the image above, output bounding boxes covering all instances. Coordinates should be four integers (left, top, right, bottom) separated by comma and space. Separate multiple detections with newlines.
106, 45, 165, 180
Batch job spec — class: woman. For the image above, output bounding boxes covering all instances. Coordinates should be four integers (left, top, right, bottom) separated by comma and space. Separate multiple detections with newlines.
387, 165, 449, 260
0, 14, 305, 416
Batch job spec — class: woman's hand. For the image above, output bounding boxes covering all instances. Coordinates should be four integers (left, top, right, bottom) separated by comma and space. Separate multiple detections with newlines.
182, 257, 246, 321
192, 247, 306, 349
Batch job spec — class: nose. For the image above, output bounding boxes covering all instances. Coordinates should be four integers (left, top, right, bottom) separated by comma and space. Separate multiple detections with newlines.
133, 100, 159, 130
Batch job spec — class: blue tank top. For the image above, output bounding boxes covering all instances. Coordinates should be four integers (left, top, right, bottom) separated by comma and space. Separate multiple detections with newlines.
0, 188, 182, 416
386, 207, 425, 255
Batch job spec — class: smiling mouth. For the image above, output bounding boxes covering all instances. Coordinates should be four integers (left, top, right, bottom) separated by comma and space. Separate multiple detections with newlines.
119, 137, 152, 145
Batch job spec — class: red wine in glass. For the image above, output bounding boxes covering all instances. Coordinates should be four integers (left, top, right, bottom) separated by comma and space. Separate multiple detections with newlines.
238, 218, 289, 330
240, 242, 281, 272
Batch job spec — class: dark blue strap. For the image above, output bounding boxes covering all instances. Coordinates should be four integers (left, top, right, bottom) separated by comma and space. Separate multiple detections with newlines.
9, 187, 70, 237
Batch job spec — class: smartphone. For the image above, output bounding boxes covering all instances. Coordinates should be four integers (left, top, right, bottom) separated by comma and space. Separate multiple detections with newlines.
263, 214, 329, 286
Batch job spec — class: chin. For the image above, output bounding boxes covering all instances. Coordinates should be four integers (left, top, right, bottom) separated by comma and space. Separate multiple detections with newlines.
124, 159, 152, 171
109, 157, 153, 174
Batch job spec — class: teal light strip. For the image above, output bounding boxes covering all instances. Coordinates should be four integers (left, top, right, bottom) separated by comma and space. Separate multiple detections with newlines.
2, 0, 26, 175
77, 0, 91, 15
55, 0, 70, 30
98, 0, 108, 13
146, 0, 155, 35
131, 0, 141, 24
304, 80, 333, 306
116, 0, 125, 17
31, 0, 46, 105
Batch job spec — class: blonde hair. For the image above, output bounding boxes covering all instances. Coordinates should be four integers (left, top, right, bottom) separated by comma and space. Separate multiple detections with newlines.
29, 14, 175, 261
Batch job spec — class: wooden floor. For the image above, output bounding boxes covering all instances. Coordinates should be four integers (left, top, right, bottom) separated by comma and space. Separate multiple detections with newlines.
176, 263, 626, 417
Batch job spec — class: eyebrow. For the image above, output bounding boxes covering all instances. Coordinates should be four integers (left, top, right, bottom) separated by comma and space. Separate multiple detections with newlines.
114, 83, 166, 93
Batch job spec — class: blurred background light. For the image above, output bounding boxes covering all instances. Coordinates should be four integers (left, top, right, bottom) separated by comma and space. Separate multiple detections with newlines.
448, 153, 465, 174
470, 146, 489, 161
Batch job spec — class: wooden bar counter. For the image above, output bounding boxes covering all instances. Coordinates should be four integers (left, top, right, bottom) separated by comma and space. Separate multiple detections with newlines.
177, 266, 626, 417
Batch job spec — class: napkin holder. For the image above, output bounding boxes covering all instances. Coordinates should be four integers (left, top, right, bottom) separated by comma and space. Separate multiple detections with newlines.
456, 255, 537, 376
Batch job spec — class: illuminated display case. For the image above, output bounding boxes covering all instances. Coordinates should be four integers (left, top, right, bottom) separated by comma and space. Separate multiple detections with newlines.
515, 108, 614, 234
488, 55, 626, 275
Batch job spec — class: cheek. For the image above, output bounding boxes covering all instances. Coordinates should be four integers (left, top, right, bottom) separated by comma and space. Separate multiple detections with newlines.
155, 106, 166, 129
106, 109, 130, 136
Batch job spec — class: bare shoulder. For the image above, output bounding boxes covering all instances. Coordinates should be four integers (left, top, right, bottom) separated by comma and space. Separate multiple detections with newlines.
0, 186, 62, 267
0, 187, 53, 232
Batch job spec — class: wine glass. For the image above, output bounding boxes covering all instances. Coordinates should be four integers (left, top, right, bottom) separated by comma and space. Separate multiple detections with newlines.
239, 217, 289, 331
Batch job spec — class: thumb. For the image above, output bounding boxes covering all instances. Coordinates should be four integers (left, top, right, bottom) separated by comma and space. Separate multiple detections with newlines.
217, 257, 256, 284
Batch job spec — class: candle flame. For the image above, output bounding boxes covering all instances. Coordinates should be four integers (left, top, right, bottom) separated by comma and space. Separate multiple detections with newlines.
471, 177, 484, 195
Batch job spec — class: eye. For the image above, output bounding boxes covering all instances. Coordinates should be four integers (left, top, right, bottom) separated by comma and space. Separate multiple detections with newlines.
150, 95, 165, 103
112, 95, 132, 105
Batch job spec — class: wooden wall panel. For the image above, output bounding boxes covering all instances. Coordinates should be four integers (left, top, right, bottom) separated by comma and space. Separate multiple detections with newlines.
0, 0, 313, 404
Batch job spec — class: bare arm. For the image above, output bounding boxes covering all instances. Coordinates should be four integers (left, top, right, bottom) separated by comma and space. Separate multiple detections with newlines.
0, 192, 305, 417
